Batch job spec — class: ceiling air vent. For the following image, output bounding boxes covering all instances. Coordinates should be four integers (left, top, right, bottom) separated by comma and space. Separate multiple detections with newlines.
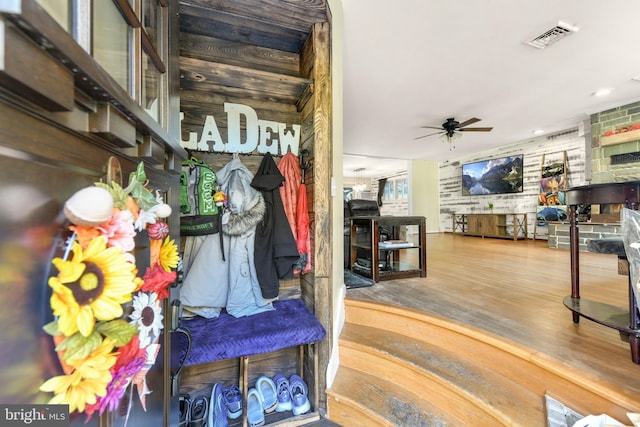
526, 21, 579, 49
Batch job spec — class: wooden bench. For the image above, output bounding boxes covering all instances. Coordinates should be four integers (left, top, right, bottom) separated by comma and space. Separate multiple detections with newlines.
173, 298, 326, 426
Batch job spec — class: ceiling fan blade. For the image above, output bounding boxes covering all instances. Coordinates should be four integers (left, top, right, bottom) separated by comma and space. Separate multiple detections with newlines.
414, 131, 444, 140
457, 118, 481, 128
459, 127, 493, 132
420, 125, 444, 130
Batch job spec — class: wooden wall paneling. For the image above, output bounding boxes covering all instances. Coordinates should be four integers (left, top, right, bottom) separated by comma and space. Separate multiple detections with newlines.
180, 56, 312, 105
180, 91, 301, 147
301, 21, 332, 413
180, 96, 300, 132
180, 33, 301, 77
178, 1, 325, 54
0, 102, 116, 175
180, 0, 328, 33
177, 1, 332, 418
180, 347, 299, 399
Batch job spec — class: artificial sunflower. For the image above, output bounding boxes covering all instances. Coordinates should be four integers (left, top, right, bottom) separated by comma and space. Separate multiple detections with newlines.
40, 338, 117, 413
49, 236, 138, 337
129, 292, 164, 348
154, 235, 179, 272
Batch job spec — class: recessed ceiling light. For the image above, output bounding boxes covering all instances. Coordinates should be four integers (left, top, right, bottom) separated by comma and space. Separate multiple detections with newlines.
592, 88, 613, 97
533, 129, 545, 135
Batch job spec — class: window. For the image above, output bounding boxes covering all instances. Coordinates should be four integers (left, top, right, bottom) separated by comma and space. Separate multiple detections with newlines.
36, 0, 69, 31
383, 181, 394, 200
93, 1, 132, 92
396, 179, 408, 199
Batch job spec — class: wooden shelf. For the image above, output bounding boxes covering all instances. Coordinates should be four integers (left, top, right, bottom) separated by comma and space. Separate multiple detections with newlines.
350, 216, 427, 282
563, 296, 634, 334
599, 128, 640, 146
565, 181, 640, 364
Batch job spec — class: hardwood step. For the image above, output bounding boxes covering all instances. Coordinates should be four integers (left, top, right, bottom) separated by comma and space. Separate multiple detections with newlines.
327, 366, 463, 426
342, 299, 639, 420
334, 322, 545, 426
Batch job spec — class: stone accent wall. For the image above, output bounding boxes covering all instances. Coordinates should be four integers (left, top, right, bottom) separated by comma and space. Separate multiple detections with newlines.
591, 100, 640, 183
547, 222, 622, 251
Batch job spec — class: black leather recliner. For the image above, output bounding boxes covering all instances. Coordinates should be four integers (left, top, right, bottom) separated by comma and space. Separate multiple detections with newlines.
344, 199, 391, 269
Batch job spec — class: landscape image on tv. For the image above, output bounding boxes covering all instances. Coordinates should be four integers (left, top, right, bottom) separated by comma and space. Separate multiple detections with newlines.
462, 155, 524, 195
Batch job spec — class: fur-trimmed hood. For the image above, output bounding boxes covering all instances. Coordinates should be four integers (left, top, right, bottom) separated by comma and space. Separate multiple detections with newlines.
223, 195, 265, 236
216, 157, 265, 236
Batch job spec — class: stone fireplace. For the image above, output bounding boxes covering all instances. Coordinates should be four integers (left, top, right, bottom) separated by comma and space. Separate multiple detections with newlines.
590, 100, 640, 183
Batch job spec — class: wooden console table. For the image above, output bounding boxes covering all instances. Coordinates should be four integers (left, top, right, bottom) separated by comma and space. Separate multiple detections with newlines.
452, 213, 527, 240
563, 181, 640, 363
350, 216, 427, 282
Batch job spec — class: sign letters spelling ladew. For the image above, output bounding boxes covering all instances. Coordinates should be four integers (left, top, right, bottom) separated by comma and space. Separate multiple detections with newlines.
180, 103, 301, 155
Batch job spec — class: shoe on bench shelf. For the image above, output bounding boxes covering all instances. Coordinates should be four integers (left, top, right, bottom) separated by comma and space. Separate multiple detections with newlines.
208, 383, 228, 427
289, 375, 311, 416
189, 395, 208, 427
222, 385, 242, 420
255, 375, 278, 413
273, 374, 292, 412
247, 388, 265, 427
178, 394, 191, 427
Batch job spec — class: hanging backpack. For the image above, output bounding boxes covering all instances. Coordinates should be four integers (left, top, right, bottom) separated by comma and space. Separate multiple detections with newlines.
180, 157, 220, 235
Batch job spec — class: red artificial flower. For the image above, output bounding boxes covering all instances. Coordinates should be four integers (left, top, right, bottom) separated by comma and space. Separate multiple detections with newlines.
141, 264, 176, 300
114, 335, 146, 371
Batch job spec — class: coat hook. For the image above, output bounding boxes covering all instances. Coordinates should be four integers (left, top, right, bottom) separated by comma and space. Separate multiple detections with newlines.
299, 149, 309, 184
299, 149, 309, 170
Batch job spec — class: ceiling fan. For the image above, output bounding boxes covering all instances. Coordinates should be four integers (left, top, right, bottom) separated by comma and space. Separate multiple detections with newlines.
414, 118, 493, 144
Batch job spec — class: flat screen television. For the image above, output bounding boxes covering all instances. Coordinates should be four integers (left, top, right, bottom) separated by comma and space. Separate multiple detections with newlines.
462, 155, 524, 195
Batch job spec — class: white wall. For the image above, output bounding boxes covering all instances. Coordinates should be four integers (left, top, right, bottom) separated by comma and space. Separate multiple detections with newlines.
410, 159, 440, 233
327, 0, 344, 390
439, 129, 587, 238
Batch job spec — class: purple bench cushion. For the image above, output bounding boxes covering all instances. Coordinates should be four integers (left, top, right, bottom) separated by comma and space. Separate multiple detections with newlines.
179, 298, 326, 366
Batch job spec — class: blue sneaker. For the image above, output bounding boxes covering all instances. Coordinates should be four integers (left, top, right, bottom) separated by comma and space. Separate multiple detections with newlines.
223, 385, 242, 419
208, 383, 228, 427
255, 375, 278, 413
247, 388, 265, 427
289, 375, 310, 416
273, 374, 292, 412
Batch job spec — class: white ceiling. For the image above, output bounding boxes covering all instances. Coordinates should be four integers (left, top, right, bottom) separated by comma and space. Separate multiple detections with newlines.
341, 0, 640, 178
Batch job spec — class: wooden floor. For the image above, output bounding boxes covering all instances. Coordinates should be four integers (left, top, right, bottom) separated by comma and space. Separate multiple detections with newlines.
345, 233, 640, 400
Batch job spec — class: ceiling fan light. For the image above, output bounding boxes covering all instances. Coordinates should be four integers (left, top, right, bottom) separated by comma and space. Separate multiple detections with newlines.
592, 88, 613, 97
439, 133, 449, 143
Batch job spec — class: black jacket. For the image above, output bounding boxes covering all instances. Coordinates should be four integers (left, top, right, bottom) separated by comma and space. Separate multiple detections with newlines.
251, 153, 300, 299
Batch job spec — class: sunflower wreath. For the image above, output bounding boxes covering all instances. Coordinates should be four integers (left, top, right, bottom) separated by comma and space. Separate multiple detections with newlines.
39, 162, 180, 421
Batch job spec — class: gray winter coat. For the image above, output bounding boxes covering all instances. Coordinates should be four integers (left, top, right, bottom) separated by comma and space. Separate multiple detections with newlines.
180, 157, 273, 318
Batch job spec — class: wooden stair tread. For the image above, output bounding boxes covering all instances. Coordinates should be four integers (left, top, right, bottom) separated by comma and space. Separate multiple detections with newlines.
338, 322, 545, 426
327, 365, 465, 426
